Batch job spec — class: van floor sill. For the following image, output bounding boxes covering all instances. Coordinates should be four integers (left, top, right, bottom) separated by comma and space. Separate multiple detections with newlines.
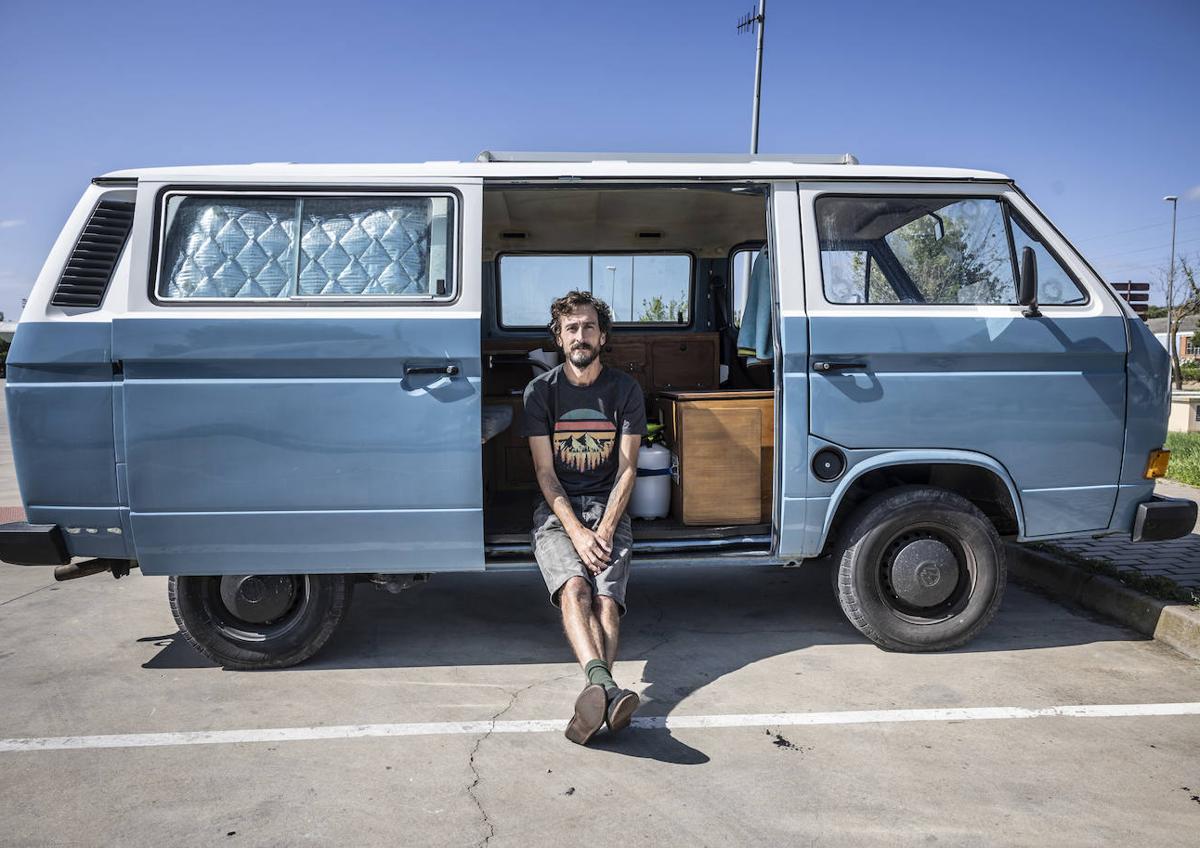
484, 546, 780, 570
484, 517, 770, 546
485, 534, 772, 558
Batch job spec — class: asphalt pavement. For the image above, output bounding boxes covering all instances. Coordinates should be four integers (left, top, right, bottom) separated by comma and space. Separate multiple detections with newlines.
0, 386, 1199, 846
3, 561, 1200, 847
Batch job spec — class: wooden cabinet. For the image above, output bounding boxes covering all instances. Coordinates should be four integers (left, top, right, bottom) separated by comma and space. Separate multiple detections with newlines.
485, 332, 720, 397
650, 336, 718, 391
600, 340, 649, 392
659, 390, 774, 525
600, 332, 719, 393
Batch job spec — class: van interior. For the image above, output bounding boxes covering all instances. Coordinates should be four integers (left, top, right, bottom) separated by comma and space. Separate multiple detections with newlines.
478, 183, 777, 561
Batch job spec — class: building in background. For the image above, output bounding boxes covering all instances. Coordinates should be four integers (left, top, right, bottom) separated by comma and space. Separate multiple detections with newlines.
1149, 315, 1198, 365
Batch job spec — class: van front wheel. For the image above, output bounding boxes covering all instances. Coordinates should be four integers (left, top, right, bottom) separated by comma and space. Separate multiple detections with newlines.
168, 574, 354, 669
833, 486, 1005, 652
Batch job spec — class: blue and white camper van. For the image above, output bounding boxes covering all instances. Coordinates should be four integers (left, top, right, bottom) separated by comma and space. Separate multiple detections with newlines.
2, 151, 1193, 668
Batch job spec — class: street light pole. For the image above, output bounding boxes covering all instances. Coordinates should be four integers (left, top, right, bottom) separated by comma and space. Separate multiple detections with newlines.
1165, 195, 1179, 386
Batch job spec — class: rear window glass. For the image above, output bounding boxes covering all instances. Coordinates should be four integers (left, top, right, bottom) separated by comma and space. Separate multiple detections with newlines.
499, 254, 691, 327
158, 193, 453, 301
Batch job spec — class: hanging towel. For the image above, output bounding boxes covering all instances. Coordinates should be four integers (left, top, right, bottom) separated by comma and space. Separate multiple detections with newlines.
736, 246, 772, 360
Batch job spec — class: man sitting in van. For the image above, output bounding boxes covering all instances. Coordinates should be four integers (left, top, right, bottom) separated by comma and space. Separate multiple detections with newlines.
522, 290, 646, 745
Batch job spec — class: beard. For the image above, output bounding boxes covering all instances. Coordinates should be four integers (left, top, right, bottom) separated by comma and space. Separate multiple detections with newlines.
567, 343, 598, 368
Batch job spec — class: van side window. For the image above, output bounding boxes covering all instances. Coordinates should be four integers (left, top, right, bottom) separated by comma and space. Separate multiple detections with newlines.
817, 196, 1017, 305
1007, 209, 1087, 305
158, 194, 453, 301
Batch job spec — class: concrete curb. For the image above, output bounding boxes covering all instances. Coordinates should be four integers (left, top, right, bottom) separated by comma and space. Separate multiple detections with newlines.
1006, 542, 1200, 661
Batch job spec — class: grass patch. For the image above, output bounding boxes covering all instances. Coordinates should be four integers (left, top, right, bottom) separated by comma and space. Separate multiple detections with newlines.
1031, 542, 1200, 606
1165, 431, 1200, 488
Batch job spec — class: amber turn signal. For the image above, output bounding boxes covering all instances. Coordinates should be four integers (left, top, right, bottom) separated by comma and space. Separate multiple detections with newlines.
1144, 449, 1171, 479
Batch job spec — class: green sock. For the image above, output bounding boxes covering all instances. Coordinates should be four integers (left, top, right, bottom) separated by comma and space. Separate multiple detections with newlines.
584, 659, 617, 692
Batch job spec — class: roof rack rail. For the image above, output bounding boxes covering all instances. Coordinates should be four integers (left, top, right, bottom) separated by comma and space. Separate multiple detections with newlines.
475, 150, 859, 165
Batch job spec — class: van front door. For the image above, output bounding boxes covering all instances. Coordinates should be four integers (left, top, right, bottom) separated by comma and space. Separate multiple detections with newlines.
114, 182, 484, 575
798, 182, 1127, 544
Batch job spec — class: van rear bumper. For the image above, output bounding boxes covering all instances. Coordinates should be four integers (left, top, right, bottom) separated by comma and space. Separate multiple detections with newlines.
0, 522, 70, 566
1132, 496, 1198, 542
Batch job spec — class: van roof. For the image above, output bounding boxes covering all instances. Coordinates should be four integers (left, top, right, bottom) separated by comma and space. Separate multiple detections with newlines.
97, 152, 1010, 183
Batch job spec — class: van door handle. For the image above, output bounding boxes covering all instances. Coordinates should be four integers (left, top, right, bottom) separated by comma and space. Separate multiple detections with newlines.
812, 360, 867, 372
404, 363, 460, 377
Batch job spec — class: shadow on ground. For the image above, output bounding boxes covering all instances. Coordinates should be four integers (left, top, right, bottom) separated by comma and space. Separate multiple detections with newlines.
143, 561, 1147, 764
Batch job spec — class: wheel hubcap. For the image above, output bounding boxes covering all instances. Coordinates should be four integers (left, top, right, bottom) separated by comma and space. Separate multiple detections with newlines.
887, 538, 960, 608
219, 575, 298, 624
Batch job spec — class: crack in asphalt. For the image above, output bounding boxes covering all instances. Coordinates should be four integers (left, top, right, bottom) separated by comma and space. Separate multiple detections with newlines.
466, 670, 577, 848
0, 583, 54, 608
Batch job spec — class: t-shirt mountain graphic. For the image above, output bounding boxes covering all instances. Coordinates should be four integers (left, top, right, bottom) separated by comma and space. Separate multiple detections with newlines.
553, 408, 617, 473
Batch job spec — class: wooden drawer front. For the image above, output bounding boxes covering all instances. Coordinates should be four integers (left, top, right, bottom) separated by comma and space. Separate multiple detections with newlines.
673, 405, 762, 525
650, 337, 718, 391
659, 392, 774, 524
600, 341, 649, 391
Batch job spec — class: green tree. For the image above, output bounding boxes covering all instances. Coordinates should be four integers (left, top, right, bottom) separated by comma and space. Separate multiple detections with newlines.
848, 251, 899, 303
888, 213, 1009, 304
1165, 255, 1200, 390
638, 294, 687, 323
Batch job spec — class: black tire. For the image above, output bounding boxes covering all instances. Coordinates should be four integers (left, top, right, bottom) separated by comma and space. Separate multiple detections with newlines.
168, 574, 354, 669
833, 485, 1005, 652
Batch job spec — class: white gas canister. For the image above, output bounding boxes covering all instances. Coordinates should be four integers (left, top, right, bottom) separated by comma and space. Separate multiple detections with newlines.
630, 442, 672, 520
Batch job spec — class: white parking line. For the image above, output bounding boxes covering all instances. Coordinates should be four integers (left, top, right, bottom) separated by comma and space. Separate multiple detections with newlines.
3, 702, 1198, 753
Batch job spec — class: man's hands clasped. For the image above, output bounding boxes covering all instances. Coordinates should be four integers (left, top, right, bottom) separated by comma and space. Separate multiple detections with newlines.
568, 523, 615, 575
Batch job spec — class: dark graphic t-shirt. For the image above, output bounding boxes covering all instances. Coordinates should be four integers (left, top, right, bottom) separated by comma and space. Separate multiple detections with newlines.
521, 365, 648, 496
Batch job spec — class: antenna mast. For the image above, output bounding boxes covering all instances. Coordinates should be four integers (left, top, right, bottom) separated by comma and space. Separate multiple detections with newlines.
737, 0, 767, 154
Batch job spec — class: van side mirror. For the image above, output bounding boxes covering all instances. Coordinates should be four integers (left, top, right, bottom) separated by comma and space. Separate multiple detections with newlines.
1018, 246, 1041, 318
927, 212, 945, 240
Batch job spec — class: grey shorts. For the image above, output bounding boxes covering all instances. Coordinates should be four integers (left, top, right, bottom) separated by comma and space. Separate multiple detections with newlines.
532, 494, 633, 616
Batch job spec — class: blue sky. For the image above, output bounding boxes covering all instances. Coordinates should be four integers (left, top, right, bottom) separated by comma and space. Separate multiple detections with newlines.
0, 0, 1196, 319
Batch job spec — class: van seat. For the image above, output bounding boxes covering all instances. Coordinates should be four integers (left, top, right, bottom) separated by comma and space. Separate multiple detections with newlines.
482, 403, 514, 444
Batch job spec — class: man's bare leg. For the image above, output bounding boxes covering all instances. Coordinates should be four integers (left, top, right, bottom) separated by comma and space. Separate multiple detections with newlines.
559, 576, 611, 745
559, 577, 604, 666
592, 595, 620, 666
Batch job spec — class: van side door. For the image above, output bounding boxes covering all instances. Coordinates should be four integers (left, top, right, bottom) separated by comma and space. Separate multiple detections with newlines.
799, 181, 1128, 542
113, 181, 484, 575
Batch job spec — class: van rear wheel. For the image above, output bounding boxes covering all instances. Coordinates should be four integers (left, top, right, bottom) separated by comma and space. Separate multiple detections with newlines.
168, 574, 354, 669
832, 486, 1005, 652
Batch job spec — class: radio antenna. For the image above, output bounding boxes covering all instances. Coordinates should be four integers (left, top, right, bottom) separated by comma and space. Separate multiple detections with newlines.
737, 0, 767, 154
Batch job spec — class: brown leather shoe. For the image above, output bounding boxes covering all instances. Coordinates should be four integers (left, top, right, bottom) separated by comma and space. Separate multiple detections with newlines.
605, 688, 640, 733
565, 684, 607, 746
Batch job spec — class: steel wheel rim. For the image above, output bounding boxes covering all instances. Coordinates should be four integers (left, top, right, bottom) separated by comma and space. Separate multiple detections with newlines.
199, 575, 313, 642
873, 524, 976, 624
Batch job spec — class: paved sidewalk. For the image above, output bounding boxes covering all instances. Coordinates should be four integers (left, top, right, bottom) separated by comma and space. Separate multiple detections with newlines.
1049, 479, 1200, 592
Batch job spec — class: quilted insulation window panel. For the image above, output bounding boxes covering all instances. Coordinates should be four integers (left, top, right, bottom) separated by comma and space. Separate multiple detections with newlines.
159, 194, 452, 300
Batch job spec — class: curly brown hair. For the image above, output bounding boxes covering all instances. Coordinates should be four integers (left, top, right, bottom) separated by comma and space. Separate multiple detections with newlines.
548, 290, 613, 338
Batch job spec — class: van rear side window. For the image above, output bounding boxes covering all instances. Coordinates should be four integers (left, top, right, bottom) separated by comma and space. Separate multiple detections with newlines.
157, 193, 454, 301
497, 253, 692, 327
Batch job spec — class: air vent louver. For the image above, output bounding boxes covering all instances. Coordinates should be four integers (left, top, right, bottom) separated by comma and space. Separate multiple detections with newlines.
50, 199, 135, 308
